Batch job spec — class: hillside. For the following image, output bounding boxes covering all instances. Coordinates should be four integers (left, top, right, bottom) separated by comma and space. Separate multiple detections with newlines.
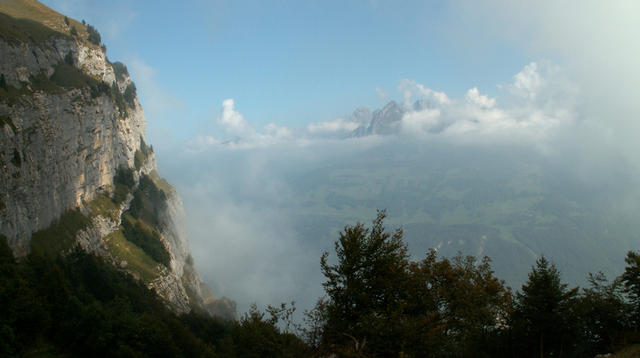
0, 0, 234, 319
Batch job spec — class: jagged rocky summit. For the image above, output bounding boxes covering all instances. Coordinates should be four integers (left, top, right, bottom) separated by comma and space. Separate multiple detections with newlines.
0, 0, 235, 320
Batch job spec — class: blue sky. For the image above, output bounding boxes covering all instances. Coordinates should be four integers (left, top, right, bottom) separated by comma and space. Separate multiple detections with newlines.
41, 0, 531, 142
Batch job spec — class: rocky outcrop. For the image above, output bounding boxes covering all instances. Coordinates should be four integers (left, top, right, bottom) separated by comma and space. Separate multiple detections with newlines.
0, 27, 144, 255
0, 7, 235, 319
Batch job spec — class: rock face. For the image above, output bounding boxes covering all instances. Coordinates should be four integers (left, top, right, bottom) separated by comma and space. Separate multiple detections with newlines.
0, 4, 235, 319
365, 101, 404, 136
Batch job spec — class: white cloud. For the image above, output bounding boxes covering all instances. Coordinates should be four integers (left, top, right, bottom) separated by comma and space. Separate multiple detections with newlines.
186, 62, 579, 152
376, 86, 387, 99
219, 99, 252, 136
399, 79, 450, 107
398, 62, 576, 148
505, 62, 543, 100
187, 100, 298, 151
465, 87, 495, 108
401, 108, 443, 134
307, 118, 360, 134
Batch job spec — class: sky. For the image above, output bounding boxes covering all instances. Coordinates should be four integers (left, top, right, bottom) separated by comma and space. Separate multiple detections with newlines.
40, 0, 640, 317
40, 0, 533, 141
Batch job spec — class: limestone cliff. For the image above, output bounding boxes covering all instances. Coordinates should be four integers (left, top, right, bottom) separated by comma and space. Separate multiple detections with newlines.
0, 0, 235, 319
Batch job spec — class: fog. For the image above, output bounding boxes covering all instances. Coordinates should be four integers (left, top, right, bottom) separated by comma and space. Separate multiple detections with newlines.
148, 1, 640, 317
154, 62, 640, 317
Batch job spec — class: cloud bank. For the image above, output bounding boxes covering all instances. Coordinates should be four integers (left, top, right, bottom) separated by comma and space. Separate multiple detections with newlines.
187, 61, 579, 154
168, 61, 603, 317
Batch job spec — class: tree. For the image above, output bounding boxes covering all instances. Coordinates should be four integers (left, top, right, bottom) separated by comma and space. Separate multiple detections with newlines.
404, 251, 511, 357
86, 24, 101, 46
124, 82, 137, 107
510, 256, 579, 358
576, 272, 630, 356
622, 251, 640, 328
316, 212, 512, 357
320, 210, 410, 356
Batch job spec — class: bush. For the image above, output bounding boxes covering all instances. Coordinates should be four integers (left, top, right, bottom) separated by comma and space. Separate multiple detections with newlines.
85, 23, 101, 46
112, 61, 129, 81
111, 82, 128, 116
64, 51, 74, 66
121, 215, 171, 268
89, 81, 110, 99
127, 174, 168, 227
124, 82, 137, 107
49, 62, 97, 89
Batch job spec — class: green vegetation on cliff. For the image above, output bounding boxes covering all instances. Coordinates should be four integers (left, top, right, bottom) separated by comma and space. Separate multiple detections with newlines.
30, 209, 90, 257
121, 214, 170, 268
30, 165, 172, 284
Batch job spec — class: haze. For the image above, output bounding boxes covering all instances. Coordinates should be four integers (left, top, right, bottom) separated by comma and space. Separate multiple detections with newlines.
41, 0, 640, 316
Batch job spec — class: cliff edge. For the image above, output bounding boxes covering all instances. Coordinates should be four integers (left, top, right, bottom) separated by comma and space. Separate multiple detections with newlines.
0, 0, 235, 320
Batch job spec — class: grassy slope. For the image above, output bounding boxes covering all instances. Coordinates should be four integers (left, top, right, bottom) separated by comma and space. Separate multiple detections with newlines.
0, 0, 90, 42
105, 229, 161, 283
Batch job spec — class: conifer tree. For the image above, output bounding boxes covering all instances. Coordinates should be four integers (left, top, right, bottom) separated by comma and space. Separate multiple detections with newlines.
510, 256, 579, 358
320, 210, 410, 356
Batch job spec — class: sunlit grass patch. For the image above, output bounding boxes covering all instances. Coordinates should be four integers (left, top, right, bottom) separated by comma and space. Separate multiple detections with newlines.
105, 229, 161, 283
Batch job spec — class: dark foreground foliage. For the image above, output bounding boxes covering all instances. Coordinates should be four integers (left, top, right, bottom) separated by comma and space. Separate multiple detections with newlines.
0, 236, 307, 358
3, 210, 640, 357
306, 210, 640, 357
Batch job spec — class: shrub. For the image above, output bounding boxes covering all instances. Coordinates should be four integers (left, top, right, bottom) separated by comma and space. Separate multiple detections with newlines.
112, 62, 129, 81
49, 62, 96, 89
124, 82, 136, 107
89, 81, 109, 98
113, 165, 135, 204
111, 82, 127, 116
121, 215, 171, 268
86, 24, 101, 46
64, 51, 74, 66
134, 150, 145, 170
